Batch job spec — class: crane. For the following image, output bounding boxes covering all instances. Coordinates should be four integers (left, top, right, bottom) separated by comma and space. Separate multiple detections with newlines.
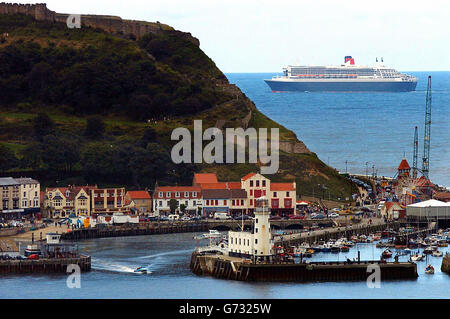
412, 126, 418, 179
422, 76, 432, 179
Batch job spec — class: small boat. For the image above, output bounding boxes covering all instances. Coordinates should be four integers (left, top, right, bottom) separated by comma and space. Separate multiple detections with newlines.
381, 249, 392, 258
330, 245, 340, 253
193, 230, 222, 240
403, 248, 412, 254
410, 253, 424, 262
425, 265, 434, 274
340, 246, 350, 252
423, 246, 434, 255
432, 250, 443, 257
134, 266, 150, 274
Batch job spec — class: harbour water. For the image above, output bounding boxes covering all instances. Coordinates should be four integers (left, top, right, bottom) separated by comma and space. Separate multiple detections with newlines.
226, 72, 450, 187
0, 232, 448, 299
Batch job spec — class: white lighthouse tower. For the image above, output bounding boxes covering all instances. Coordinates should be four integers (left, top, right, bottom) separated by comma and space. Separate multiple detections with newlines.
253, 196, 273, 262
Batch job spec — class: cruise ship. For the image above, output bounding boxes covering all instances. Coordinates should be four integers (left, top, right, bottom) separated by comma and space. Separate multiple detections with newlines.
264, 56, 417, 92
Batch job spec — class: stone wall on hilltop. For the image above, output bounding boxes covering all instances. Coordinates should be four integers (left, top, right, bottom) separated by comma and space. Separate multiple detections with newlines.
0, 2, 200, 45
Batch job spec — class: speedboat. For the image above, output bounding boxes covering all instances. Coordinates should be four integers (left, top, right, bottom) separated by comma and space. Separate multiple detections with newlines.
134, 266, 150, 274
432, 250, 443, 257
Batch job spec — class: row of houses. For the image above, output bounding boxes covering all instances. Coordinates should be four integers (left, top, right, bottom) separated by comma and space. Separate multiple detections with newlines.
43, 186, 152, 218
2, 172, 297, 219
0, 177, 40, 219
153, 172, 296, 216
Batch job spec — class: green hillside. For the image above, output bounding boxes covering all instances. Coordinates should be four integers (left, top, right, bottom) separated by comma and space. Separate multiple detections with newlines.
0, 13, 354, 201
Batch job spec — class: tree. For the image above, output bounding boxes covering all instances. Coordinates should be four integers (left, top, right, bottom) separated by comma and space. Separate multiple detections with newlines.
84, 116, 105, 139
138, 128, 158, 148
0, 145, 18, 172
40, 135, 80, 172
32, 112, 54, 139
169, 199, 178, 213
180, 204, 186, 213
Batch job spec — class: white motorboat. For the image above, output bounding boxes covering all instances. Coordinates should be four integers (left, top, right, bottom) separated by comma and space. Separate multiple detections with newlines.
432, 250, 443, 257
410, 253, 424, 262
193, 230, 222, 240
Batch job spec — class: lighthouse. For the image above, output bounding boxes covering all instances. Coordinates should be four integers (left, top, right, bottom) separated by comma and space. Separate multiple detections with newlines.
253, 196, 273, 262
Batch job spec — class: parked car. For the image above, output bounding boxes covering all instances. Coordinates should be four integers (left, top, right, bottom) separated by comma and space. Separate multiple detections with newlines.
311, 214, 326, 219
148, 216, 159, 222
181, 216, 191, 221
269, 215, 281, 220
214, 212, 232, 220
159, 216, 169, 221
328, 213, 339, 218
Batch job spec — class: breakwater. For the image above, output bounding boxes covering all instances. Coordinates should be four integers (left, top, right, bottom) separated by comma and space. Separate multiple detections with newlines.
61, 222, 210, 240
0, 255, 90, 274
190, 253, 418, 282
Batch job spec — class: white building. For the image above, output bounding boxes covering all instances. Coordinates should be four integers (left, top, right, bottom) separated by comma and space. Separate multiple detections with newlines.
228, 197, 273, 261
153, 186, 202, 215
15, 177, 40, 215
406, 199, 450, 220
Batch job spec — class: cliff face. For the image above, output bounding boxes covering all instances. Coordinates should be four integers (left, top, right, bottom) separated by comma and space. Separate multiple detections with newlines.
0, 2, 199, 45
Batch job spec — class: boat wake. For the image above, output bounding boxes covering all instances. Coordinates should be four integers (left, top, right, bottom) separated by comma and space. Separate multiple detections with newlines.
137, 249, 193, 260
91, 258, 152, 275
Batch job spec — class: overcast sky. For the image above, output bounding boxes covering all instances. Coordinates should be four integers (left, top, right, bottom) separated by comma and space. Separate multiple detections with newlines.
16, 0, 450, 72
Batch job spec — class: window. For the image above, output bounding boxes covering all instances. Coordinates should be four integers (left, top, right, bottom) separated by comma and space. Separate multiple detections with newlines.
35, 191, 37, 196
255, 228, 258, 233
224, 200, 227, 205
193, 200, 196, 206
184, 192, 189, 197
250, 180, 253, 187
255, 239, 258, 244
23, 191, 26, 197
273, 192, 277, 198
262, 180, 266, 187
158, 192, 163, 198
241, 200, 244, 206
232, 200, 235, 206
100, 193, 104, 197
193, 192, 197, 197
175, 192, 180, 198
256, 180, 260, 187
286, 192, 290, 197
215, 200, 218, 205
159, 201, 162, 206
250, 199, 253, 205
22, 200, 27, 207
185, 200, 188, 206
256, 218, 258, 224
166, 192, 171, 197
206, 200, 209, 205
250, 189, 253, 196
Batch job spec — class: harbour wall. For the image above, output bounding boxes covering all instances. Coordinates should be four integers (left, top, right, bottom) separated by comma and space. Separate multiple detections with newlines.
190, 253, 418, 282
61, 222, 210, 240
0, 255, 91, 274
442, 253, 450, 274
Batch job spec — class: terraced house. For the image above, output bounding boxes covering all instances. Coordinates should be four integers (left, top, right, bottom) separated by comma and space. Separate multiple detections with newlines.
44, 185, 96, 218
0, 177, 40, 219
125, 190, 152, 214
152, 186, 202, 215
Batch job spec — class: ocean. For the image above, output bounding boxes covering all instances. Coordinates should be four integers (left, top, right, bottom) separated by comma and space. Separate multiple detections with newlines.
225, 72, 450, 187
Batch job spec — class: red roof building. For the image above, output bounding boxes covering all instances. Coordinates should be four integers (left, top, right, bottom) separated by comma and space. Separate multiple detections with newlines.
193, 173, 218, 186
397, 158, 411, 178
